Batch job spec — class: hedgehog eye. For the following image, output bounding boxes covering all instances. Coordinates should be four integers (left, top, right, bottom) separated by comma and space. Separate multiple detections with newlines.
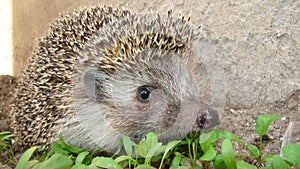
137, 86, 151, 103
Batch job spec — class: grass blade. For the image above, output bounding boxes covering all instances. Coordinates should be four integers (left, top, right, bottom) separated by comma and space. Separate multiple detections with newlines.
15, 146, 38, 169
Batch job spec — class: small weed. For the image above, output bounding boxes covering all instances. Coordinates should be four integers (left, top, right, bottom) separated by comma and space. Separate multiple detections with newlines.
0, 132, 14, 153
0, 132, 17, 167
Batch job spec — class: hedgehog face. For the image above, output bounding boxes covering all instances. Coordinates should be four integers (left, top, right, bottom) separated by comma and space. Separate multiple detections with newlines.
79, 48, 219, 145
70, 14, 220, 150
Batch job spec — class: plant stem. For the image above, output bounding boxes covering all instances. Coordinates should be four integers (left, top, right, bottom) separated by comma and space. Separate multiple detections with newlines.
192, 142, 197, 167
187, 139, 197, 168
259, 135, 263, 164
191, 135, 200, 169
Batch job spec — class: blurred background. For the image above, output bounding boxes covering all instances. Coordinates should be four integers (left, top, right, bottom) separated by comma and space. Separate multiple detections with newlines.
0, 0, 12, 75
0, 0, 106, 76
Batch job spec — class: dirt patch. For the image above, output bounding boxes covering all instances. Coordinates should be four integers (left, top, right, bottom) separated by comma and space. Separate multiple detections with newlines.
217, 91, 300, 163
0, 75, 17, 133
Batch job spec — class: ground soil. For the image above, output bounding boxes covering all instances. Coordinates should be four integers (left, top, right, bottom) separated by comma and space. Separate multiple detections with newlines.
0, 75, 17, 133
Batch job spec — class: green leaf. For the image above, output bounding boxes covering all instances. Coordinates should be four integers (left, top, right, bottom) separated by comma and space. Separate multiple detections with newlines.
71, 163, 90, 169
237, 160, 257, 169
75, 151, 89, 164
136, 139, 148, 158
256, 114, 281, 137
263, 154, 274, 161
51, 141, 69, 156
135, 164, 156, 169
122, 136, 134, 156
282, 143, 300, 168
15, 146, 38, 169
221, 139, 237, 169
200, 145, 217, 161
213, 154, 226, 169
115, 155, 136, 163
25, 160, 40, 169
145, 132, 159, 150
159, 141, 181, 169
145, 143, 163, 163
0, 132, 15, 152
246, 144, 260, 158
170, 152, 186, 168
264, 155, 290, 169
199, 130, 217, 144
148, 149, 165, 162
90, 157, 122, 169
200, 130, 217, 153
0, 132, 14, 141
169, 151, 193, 169
260, 166, 272, 169
136, 133, 158, 158
32, 154, 73, 169
162, 141, 180, 159
58, 134, 85, 154
216, 130, 245, 146
165, 140, 181, 154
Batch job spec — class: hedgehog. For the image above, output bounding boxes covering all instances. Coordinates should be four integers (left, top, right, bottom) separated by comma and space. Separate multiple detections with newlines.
11, 5, 219, 152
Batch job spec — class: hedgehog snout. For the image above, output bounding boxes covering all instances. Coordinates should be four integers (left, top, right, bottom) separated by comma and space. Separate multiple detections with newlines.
196, 108, 219, 129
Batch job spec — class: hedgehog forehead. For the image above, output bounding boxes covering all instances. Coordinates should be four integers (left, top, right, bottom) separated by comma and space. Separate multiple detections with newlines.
108, 66, 172, 91
81, 12, 200, 71
77, 12, 201, 100
105, 50, 197, 100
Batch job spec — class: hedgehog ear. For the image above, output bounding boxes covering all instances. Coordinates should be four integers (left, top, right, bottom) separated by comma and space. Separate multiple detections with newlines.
82, 68, 107, 101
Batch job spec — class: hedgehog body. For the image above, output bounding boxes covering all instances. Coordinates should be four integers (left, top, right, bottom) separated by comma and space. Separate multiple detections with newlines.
11, 5, 219, 151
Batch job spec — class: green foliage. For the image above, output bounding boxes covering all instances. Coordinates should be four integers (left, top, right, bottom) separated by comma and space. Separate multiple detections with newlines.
10, 113, 300, 169
32, 154, 73, 169
264, 155, 290, 169
0, 132, 14, 152
236, 160, 257, 169
15, 146, 38, 169
282, 143, 300, 169
256, 114, 281, 137
0, 132, 17, 167
256, 113, 281, 160
221, 139, 237, 169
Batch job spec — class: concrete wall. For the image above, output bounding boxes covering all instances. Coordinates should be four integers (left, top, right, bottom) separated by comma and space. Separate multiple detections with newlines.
0, 1, 12, 75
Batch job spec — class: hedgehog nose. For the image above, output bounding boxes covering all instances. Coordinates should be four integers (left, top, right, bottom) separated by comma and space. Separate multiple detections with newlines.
197, 108, 219, 129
